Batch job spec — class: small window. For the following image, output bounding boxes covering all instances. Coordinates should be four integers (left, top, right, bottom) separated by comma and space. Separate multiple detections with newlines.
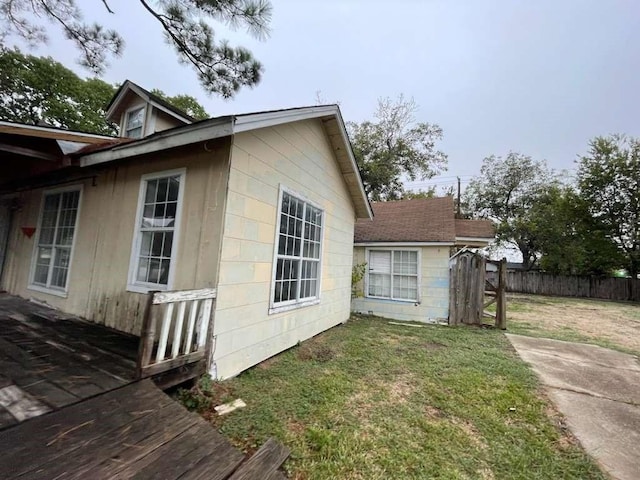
271, 189, 323, 310
31, 188, 81, 294
125, 107, 145, 138
367, 249, 419, 301
128, 170, 185, 292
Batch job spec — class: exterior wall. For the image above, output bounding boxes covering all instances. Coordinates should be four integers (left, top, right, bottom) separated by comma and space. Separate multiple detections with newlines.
351, 245, 450, 323
213, 119, 356, 379
152, 110, 184, 134
1, 139, 231, 334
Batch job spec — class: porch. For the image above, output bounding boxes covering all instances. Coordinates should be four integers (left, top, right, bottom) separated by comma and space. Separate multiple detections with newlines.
0, 288, 215, 428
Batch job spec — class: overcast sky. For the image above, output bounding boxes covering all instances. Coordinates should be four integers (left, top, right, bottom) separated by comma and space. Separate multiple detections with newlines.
11, 0, 640, 191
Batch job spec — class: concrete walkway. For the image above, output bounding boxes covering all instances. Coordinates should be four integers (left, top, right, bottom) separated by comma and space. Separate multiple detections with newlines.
507, 334, 640, 480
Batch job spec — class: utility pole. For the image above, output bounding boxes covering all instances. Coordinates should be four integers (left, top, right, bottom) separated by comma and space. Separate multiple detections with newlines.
456, 176, 461, 217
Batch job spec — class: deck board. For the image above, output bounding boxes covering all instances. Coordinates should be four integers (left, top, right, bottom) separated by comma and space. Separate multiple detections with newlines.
1, 380, 261, 480
0, 294, 137, 425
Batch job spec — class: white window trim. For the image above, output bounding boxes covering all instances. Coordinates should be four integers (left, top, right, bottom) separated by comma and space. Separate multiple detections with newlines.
127, 168, 186, 294
269, 185, 324, 315
364, 247, 421, 303
28, 184, 84, 298
122, 104, 147, 138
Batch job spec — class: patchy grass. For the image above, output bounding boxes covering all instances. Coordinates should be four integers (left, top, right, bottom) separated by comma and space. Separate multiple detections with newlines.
506, 294, 640, 356
178, 316, 605, 480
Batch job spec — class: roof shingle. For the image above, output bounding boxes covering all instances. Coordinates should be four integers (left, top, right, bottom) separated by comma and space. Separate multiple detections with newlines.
354, 197, 495, 243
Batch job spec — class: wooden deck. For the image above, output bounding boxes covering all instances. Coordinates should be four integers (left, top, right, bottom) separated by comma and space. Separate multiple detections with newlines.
0, 293, 138, 428
0, 380, 289, 479
0, 294, 290, 479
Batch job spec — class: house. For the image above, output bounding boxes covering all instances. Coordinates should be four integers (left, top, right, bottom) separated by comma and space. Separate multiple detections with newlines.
0, 80, 372, 380
351, 197, 494, 323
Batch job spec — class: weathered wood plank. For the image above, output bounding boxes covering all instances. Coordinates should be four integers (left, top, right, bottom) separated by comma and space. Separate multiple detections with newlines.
153, 288, 217, 304
0, 384, 52, 422
184, 300, 199, 354
137, 293, 159, 378
26, 401, 198, 480
178, 438, 246, 480
172, 301, 187, 359
156, 303, 174, 362
120, 422, 228, 480
0, 380, 163, 478
227, 438, 290, 480
140, 351, 205, 378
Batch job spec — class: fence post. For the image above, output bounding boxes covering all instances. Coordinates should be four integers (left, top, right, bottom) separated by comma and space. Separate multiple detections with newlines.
136, 291, 159, 379
495, 258, 507, 330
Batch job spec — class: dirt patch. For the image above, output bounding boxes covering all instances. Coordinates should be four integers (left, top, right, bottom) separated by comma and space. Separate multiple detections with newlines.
450, 417, 488, 450
508, 294, 640, 353
256, 356, 279, 370
423, 341, 446, 350
297, 342, 335, 362
425, 405, 443, 418
387, 375, 416, 404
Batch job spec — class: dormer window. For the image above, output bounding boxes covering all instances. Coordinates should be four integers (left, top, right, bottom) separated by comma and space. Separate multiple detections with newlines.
124, 107, 145, 138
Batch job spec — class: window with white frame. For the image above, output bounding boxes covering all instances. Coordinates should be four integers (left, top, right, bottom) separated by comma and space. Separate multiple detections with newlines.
272, 190, 323, 308
124, 107, 145, 138
367, 250, 419, 301
31, 188, 81, 292
129, 171, 184, 290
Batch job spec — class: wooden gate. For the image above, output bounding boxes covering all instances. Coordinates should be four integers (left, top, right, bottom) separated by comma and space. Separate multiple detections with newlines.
449, 251, 506, 329
136, 288, 216, 385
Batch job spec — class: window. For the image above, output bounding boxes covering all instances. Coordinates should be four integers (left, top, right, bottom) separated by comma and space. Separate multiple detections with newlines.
367, 249, 419, 301
125, 107, 145, 138
128, 170, 185, 292
31, 188, 81, 294
271, 189, 323, 310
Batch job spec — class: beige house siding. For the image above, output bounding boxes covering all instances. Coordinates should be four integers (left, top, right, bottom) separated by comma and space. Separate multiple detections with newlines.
1, 139, 231, 334
212, 119, 356, 379
351, 245, 450, 323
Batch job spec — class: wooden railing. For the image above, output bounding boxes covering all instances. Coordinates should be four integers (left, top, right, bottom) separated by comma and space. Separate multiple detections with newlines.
136, 288, 216, 380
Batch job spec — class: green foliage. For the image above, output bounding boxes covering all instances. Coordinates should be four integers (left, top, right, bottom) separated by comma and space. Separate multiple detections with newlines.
530, 186, 622, 275
348, 95, 448, 200
0, 48, 210, 134
351, 262, 367, 297
464, 152, 557, 269
0, 47, 117, 134
150, 88, 209, 120
0, 0, 272, 98
577, 135, 640, 276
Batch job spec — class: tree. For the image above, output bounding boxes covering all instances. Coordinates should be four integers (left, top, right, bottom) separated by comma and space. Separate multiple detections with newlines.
464, 152, 556, 270
0, 48, 210, 134
577, 135, 640, 277
0, 47, 117, 134
347, 95, 447, 200
0, 0, 272, 98
530, 186, 622, 275
150, 89, 208, 120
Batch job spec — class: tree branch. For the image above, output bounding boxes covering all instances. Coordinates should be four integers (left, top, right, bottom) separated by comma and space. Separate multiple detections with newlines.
101, 0, 114, 14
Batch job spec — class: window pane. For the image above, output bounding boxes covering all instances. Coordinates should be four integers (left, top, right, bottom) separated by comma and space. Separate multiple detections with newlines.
393, 275, 418, 301
33, 265, 48, 285
126, 127, 142, 139
162, 232, 174, 257
369, 273, 391, 298
167, 177, 180, 202
137, 257, 150, 283
156, 178, 169, 203
139, 231, 152, 256
54, 248, 71, 269
145, 179, 157, 203
127, 108, 144, 129
369, 251, 391, 274
393, 250, 418, 275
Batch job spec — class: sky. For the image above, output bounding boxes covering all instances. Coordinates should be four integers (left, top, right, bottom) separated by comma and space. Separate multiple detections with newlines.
8, 0, 640, 192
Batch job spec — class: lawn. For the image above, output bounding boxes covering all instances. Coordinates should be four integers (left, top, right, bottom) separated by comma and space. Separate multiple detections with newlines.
178, 316, 605, 480
505, 293, 640, 356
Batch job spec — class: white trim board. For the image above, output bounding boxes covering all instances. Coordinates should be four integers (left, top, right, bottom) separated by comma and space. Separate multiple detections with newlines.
355, 242, 454, 247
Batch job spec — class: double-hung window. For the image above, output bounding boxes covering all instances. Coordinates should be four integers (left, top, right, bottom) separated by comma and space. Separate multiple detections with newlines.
271, 189, 323, 311
31, 187, 81, 295
128, 170, 185, 292
124, 107, 145, 138
367, 249, 419, 301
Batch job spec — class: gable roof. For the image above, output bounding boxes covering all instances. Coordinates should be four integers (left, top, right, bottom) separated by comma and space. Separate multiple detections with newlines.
105, 80, 196, 125
80, 104, 372, 219
355, 197, 457, 243
0, 121, 115, 144
354, 197, 496, 245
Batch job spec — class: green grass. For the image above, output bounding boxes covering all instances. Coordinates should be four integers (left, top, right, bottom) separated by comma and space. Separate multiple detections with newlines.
178, 316, 606, 480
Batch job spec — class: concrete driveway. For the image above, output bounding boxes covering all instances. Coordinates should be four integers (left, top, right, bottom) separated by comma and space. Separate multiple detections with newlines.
507, 334, 640, 480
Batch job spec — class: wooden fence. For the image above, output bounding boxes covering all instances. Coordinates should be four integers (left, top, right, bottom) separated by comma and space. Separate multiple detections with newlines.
489, 271, 640, 302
